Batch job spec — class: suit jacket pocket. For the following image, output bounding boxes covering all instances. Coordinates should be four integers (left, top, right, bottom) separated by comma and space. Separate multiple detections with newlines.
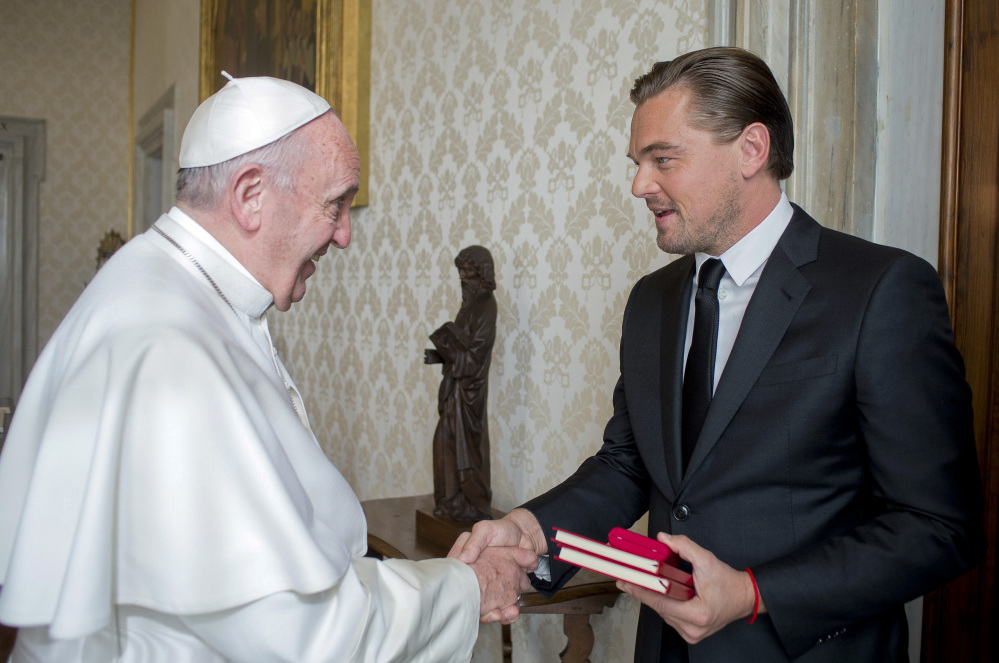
757, 355, 838, 385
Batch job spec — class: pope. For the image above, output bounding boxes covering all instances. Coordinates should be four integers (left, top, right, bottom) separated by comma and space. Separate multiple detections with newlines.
0, 74, 534, 662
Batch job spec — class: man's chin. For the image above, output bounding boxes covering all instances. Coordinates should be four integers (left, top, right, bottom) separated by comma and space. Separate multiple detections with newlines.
657, 229, 686, 255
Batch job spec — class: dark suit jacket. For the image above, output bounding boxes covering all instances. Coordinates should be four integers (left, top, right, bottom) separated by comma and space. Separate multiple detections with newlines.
523, 206, 984, 662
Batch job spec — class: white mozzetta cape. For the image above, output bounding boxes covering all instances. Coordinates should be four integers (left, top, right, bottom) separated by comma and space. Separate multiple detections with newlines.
0, 211, 478, 662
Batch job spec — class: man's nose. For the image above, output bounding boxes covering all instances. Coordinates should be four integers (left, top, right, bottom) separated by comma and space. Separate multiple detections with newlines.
631, 165, 658, 199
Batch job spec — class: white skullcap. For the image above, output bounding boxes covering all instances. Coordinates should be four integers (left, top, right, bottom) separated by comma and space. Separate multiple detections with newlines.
179, 72, 331, 168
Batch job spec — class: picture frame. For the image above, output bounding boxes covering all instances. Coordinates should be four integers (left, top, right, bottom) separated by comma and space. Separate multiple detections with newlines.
198, 0, 370, 206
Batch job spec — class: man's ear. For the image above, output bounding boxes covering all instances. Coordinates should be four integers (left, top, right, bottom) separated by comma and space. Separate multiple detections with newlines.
739, 122, 771, 179
229, 163, 266, 232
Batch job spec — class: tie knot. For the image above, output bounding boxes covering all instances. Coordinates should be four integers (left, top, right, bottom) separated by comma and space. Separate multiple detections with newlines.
697, 258, 725, 291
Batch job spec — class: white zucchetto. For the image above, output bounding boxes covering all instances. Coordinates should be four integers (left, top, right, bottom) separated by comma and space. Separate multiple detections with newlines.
179, 72, 331, 168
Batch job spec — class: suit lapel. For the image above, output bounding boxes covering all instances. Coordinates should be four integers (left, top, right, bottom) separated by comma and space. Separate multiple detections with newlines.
681, 208, 819, 483
623, 256, 694, 502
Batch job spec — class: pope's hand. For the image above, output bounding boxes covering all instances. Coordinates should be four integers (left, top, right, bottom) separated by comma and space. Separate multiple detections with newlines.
465, 545, 537, 624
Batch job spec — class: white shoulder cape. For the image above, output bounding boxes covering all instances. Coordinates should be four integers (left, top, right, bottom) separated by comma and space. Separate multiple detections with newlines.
0, 214, 367, 639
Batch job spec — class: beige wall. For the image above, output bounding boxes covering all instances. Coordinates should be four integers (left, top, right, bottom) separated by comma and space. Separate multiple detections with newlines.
4, 0, 947, 661
0, 0, 131, 347
129, 1, 707, 658
272, 1, 708, 659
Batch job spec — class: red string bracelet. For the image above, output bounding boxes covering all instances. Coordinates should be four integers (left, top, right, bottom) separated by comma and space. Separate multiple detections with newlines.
745, 568, 760, 624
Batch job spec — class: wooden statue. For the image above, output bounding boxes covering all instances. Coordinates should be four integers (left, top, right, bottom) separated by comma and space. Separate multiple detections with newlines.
424, 246, 497, 522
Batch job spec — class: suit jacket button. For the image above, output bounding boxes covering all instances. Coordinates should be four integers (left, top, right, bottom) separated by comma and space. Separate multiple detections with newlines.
672, 504, 690, 521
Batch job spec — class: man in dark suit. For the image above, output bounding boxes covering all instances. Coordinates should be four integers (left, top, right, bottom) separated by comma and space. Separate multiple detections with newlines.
452, 47, 984, 660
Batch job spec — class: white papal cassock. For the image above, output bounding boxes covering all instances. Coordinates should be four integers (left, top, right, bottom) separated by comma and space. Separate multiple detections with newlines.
0, 208, 479, 662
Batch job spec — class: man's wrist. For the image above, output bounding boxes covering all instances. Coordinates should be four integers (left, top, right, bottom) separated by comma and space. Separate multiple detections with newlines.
744, 569, 760, 624
506, 508, 547, 555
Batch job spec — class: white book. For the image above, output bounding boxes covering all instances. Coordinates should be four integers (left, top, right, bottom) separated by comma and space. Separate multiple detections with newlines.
555, 546, 694, 600
553, 528, 663, 574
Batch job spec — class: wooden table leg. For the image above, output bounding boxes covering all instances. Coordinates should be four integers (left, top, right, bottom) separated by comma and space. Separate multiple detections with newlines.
558, 614, 595, 663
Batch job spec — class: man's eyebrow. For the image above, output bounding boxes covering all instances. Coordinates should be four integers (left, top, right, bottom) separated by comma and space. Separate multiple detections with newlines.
626, 142, 682, 163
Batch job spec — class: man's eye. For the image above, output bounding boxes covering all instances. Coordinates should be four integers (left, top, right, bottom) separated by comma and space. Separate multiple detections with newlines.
657, 157, 670, 165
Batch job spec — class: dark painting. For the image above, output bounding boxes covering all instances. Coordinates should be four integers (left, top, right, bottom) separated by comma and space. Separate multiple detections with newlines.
211, 0, 318, 93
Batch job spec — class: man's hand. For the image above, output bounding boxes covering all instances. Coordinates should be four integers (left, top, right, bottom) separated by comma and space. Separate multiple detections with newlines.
449, 510, 547, 624
616, 533, 764, 644
466, 545, 537, 625
449, 509, 547, 563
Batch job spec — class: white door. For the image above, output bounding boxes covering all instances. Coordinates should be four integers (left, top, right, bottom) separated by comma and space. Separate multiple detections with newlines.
0, 117, 44, 449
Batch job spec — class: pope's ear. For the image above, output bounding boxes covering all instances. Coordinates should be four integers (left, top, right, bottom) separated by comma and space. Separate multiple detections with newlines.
230, 163, 266, 232
739, 122, 771, 179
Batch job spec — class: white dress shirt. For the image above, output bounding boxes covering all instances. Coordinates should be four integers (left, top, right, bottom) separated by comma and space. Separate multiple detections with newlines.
535, 194, 794, 582
684, 193, 794, 391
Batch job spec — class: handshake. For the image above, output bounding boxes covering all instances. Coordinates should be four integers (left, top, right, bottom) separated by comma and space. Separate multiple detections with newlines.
449, 507, 759, 646
448, 509, 549, 625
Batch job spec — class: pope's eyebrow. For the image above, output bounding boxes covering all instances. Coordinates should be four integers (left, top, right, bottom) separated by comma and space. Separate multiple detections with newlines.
326, 186, 359, 206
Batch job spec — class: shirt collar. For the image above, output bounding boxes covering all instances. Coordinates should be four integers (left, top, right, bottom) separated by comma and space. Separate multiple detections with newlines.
694, 192, 793, 286
157, 207, 274, 318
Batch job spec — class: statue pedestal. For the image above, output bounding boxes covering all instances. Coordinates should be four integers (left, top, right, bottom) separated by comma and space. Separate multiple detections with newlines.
415, 504, 506, 550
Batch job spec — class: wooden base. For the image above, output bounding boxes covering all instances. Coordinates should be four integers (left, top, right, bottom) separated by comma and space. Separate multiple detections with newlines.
415, 504, 505, 550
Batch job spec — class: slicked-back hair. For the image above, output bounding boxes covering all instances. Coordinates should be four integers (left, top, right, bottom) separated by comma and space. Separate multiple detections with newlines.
631, 47, 794, 181
175, 114, 322, 210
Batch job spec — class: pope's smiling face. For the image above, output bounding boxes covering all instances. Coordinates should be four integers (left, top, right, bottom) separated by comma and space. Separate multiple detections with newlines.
262, 114, 360, 311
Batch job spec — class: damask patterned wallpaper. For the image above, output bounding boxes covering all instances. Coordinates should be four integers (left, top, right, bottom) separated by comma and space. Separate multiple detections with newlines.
0, 0, 131, 346
4, 0, 708, 657
272, 1, 708, 659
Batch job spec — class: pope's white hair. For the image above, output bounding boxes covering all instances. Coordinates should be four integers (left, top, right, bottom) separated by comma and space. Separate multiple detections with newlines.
175, 121, 314, 210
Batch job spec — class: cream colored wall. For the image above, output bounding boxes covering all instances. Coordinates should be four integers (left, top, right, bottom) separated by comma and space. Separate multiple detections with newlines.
272, 1, 708, 660
72, 0, 707, 658
0, 0, 131, 347
5, 0, 943, 660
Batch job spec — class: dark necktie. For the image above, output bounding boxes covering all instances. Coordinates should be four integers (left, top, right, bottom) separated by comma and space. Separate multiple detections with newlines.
681, 258, 726, 471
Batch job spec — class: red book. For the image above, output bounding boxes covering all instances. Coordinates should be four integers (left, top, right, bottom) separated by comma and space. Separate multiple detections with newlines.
607, 527, 693, 587
609, 527, 681, 565
552, 528, 694, 600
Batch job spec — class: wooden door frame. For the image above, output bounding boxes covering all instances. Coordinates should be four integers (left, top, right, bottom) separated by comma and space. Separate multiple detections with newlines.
923, 0, 998, 661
